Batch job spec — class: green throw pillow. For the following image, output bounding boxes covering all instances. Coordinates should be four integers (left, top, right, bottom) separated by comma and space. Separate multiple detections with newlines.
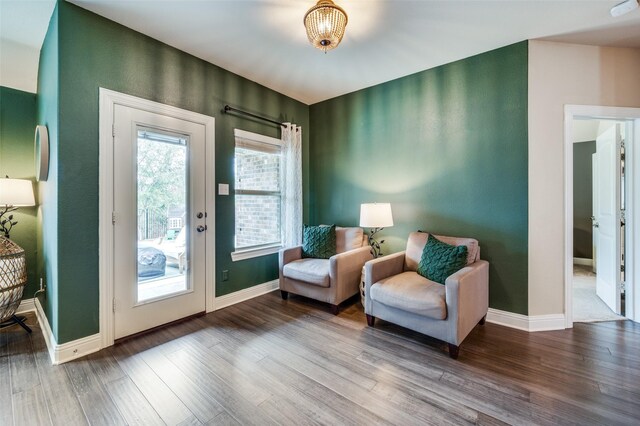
416, 235, 468, 284
302, 224, 336, 259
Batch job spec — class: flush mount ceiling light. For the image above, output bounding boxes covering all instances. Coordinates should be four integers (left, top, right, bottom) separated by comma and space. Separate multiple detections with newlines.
610, 0, 639, 17
304, 0, 348, 53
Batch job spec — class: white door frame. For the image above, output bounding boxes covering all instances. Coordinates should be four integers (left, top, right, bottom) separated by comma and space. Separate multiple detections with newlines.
99, 88, 216, 348
564, 105, 640, 328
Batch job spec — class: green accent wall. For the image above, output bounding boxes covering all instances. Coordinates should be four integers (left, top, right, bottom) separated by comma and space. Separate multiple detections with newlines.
0, 87, 38, 297
36, 4, 60, 339
573, 141, 596, 259
41, 1, 309, 343
309, 42, 529, 314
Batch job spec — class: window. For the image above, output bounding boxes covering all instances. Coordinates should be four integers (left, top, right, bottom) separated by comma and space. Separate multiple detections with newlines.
232, 129, 282, 260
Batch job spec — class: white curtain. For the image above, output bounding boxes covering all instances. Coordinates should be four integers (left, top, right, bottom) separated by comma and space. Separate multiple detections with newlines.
281, 123, 303, 247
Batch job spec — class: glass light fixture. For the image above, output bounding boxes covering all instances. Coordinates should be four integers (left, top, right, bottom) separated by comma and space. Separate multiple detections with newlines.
304, 0, 348, 53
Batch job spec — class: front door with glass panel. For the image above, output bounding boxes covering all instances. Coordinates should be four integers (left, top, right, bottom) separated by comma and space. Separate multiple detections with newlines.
113, 105, 206, 339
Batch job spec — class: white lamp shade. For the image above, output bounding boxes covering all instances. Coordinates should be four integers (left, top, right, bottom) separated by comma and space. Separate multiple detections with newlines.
359, 203, 394, 228
0, 179, 35, 206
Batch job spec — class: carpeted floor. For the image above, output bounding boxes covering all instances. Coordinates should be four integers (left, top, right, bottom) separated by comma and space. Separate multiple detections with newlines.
573, 264, 625, 323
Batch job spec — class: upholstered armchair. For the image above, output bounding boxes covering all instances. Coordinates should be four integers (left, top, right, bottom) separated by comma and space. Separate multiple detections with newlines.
364, 231, 489, 359
279, 226, 373, 314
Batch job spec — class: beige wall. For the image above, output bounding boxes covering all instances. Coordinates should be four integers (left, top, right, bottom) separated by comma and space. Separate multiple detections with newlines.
528, 40, 640, 316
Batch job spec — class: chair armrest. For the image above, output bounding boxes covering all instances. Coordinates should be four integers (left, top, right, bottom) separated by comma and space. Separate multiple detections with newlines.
365, 251, 405, 290
329, 247, 373, 302
445, 260, 489, 344
279, 246, 302, 269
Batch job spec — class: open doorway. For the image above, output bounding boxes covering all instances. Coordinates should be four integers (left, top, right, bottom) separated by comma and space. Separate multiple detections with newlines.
572, 118, 626, 323
565, 105, 640, 328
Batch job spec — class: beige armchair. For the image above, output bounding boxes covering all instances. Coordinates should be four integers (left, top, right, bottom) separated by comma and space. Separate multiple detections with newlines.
279, 227, 373, 314
364, 231, 489, 359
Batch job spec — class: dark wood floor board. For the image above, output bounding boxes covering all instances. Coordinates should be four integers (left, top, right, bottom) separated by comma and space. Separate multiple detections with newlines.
462, 341, 603, 394
254, 294, 449, 362
9, 293, 640, 426
204, 411, 241, 426
459, 349, 637, 424
30, 326, 88, 426
359, 350, 556, 426
240, 297, 376, 361
8, 326, 40, 395
589, 319, 640, 335
228, 301, 384, 391
598, 382, 640, 406
11, 385, 52, 426
163, 316, 223, 349
135, 339, 226, 423
252, 294, 572, 423
258, 355, 392, 426
63, 358, 127, 425
528, 391, 637, 426
465, 330, 640, 392
179, 340, 272, 405
208, 339, 358, 426
0, 328, 15, 425
476, 412, 512, 426
518, 326, 640, 363
217, 307, 451, 426
204, 308, 390, 425
86, 347, 127, 385
437, 371, 580, 426
371, 381, 477, 425
460, 348, 601, 399
104, 376, 165, 426
168, 347, 279, 426
195, 315, 270, 362
111, 340, 199, 425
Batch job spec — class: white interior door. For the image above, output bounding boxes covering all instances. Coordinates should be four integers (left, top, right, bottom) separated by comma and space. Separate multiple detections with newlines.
592, 153, 598, 273
113, 104, 207, 339
595, 123, 622, 314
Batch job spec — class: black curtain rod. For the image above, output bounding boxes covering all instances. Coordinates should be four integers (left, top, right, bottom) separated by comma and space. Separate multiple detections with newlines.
223, 105, 284, 127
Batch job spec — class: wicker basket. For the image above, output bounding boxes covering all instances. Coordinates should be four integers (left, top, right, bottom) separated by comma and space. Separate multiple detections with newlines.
0, 236, 27, 323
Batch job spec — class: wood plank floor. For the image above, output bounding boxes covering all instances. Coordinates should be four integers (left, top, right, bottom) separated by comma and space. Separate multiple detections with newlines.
2, 291, 640, 425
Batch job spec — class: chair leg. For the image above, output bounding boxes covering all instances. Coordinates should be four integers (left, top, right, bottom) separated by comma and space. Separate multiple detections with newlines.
280, 290, 289, 300
366, 314, 375, 327
448, 344, 460, 359
478, 315, 486, 325
1, 315, 32, 333
330, 304, 340, 315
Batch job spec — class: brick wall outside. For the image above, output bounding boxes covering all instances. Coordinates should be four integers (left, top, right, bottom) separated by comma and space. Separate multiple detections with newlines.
235, 148, 281, 248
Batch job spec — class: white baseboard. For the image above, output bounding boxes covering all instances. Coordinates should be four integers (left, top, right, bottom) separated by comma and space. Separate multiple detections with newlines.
573, 257, 594, 267
214, 279, 279, 311
31, 298, 102, 365
486, 308, 565, 332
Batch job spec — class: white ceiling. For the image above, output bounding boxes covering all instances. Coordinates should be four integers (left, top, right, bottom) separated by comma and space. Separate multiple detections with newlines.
2, 1, 640, 103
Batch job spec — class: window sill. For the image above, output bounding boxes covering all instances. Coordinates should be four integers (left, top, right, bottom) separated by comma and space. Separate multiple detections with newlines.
231, 244, 282, 262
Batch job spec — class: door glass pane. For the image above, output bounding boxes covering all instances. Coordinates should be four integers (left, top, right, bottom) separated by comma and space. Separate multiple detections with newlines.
136, 129, 189, 302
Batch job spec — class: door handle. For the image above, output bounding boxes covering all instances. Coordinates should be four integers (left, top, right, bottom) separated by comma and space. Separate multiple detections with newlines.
196, 225, 207, 232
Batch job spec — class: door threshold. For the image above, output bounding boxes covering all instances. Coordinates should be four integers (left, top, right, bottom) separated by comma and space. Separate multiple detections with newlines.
114, 311, 206, 344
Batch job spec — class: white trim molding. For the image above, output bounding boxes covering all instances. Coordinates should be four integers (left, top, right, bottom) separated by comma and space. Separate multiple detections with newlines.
231, 245, 281, 262
564, 105, 640, 327
486, 308, 566, 332
99, 88, 216, 346
214, 280, 279, 311
573, 257, 594, 267
26, 298, 102, 365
